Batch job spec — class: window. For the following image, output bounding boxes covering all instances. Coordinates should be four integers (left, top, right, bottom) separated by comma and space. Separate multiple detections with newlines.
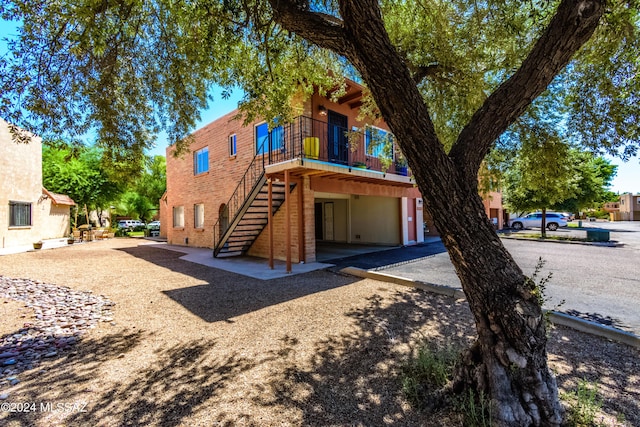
364, 126, 393, 159
173, 206, 184, 228
229, 134, 237, 157
9, 202, 31, 227
194, 147, 209, 175
255, 122, 284, 155
194, 203, 204, 229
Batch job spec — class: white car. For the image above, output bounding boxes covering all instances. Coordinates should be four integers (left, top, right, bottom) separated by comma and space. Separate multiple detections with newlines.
509, 213, 568, 231
117, 219, 145, 230
147, 220, 160, 230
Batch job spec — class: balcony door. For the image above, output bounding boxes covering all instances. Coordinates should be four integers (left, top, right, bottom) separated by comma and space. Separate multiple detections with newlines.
327, 111, 348, 164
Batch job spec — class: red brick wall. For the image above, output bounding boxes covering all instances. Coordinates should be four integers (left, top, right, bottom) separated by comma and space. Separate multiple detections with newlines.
165, 110, 257, 248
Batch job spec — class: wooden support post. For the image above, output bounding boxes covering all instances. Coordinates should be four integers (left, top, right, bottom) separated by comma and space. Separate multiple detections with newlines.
297, 178, 305, 263
268, 178, 274, 270
285, 170, 291, 273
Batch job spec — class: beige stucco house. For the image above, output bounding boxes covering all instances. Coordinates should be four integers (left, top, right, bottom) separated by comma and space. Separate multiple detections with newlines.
0, 119, 75, 253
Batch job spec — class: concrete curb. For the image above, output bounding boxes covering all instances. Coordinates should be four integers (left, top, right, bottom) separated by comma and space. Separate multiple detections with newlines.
341, 266, 640, 349
500, 235, 622, 247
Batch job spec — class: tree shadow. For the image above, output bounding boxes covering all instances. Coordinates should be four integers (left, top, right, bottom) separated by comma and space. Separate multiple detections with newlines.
117, 245, 360, 323
1, 329, 255, 427
325, 241, 448, 271
254, 289, 475, 426
547, 325, 640, 426
1, 329, 145, 426
561, 309, 629, 332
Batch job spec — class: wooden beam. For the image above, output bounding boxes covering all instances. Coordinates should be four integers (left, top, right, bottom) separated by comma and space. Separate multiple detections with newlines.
298, 177, 305, 263
285, 170, 291, 273
337, 90, 363, 104
268, 178, 274, 270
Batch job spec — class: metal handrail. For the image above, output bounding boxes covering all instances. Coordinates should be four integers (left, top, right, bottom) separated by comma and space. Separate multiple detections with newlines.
213, 115, 412, 254
213, 140, 267, 252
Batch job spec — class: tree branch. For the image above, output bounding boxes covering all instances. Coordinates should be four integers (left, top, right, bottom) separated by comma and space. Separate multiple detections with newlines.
267, 0, 350, 53
449, 0, 604, 179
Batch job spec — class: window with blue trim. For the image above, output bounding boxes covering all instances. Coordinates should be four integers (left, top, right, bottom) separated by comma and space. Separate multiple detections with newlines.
229, 134, 237, 157
255, 122, 284, 155
194, 146, 209, 175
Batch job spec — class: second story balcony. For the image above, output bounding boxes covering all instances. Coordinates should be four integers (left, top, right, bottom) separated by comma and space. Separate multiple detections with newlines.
259, 116, 412, 182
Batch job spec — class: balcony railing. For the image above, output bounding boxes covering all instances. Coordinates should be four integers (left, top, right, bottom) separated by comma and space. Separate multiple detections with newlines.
262, 116, 410, 176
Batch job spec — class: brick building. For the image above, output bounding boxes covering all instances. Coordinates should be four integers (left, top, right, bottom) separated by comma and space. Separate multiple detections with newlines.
162, 80, 503, 269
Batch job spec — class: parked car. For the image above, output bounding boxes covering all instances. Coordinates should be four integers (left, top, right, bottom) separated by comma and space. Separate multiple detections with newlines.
147, 220, 160, 230
509, 213, 568, 231
560, 212, 575, 221
117, 220, 145, 230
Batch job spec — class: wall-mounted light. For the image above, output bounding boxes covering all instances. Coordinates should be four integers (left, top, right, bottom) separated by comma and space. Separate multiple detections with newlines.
318, 105, 327, 116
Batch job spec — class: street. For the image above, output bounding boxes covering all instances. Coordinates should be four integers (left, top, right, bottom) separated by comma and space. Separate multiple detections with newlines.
381, 221, 640, 335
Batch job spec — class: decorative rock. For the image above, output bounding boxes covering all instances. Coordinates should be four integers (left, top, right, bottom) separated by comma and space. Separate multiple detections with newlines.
0, 393, 9, 400
0, 275, 115, 389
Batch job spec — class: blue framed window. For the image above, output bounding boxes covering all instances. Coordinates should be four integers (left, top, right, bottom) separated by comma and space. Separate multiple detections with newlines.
194, 147, 209, 175
255, 122, 284, 155
364, 126, 392, 159
229, 134, 237, 157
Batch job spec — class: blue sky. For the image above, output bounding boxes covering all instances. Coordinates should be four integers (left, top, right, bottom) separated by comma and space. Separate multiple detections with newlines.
1, 19, 638, 193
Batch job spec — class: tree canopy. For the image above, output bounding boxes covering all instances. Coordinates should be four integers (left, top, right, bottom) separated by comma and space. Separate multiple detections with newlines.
503, 141, 618, 217
42, 143, 125, 224
1, 1, 637, 161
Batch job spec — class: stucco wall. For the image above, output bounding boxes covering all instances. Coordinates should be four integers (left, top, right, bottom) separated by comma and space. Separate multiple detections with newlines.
0, 119, 44, 249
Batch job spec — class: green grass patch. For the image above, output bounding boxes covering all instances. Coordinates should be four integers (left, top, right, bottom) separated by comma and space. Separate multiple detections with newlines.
456, 389, 493, 427
518, 233, 586, 242
401, 343, 458, 408
127, 231, 146, 237
561, 379, 604, 426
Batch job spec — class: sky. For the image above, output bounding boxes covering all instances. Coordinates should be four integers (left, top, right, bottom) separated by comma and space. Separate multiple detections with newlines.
1, 19, 638, 193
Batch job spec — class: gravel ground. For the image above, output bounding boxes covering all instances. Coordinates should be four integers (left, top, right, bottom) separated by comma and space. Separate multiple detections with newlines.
0, 238, 638, 426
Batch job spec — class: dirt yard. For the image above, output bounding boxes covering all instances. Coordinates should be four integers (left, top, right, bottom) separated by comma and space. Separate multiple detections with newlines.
0, 238, 638, 426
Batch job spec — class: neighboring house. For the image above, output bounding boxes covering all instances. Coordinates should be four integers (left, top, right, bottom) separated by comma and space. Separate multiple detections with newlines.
163, 80, 503, 268
617, 193, 640, 221
483, 191, 508, 230
0, 119, 75, 253
603, 201, 620, 213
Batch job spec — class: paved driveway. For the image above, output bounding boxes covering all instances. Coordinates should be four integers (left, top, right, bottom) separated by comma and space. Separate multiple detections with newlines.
364, 224, 640, 336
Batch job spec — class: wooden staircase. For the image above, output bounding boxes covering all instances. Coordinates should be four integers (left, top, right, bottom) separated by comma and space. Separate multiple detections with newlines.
214, 176, 295, 257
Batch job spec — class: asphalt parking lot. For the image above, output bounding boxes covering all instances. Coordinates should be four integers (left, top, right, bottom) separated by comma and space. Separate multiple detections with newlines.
331, 221, 640, 336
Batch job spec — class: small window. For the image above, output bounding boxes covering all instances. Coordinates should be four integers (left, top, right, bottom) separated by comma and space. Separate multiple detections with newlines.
9, 201, 32, 227
194, 147, 209, 175
194, 203, 204, 229
255, 122, 284, 155
173, 206, 184, 228
229, 134, 237, 157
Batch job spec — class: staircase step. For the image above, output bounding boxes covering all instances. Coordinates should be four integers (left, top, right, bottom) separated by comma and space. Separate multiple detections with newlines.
215, 175, 297, 258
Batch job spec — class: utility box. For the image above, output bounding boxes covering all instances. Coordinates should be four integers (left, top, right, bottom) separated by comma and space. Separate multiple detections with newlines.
586, 229, 610, 242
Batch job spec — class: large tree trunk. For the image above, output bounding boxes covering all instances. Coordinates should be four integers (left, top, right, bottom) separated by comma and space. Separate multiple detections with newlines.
430, 183, 562, 426
269, 0, 603, 425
